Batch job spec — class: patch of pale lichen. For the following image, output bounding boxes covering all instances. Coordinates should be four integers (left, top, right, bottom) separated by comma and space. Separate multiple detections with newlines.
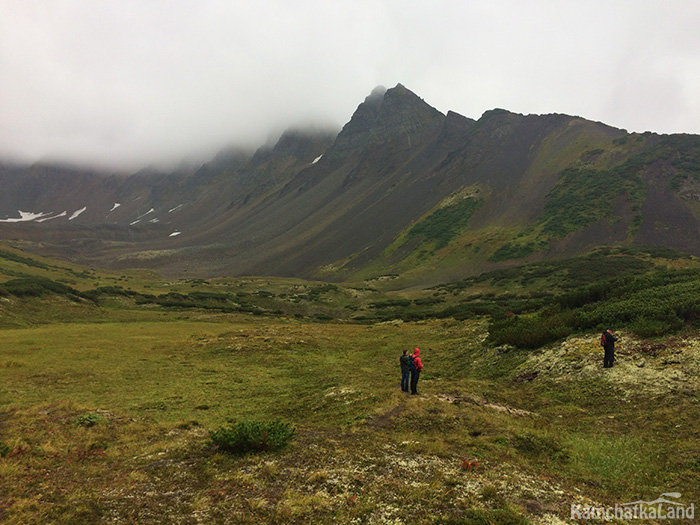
518, 331, 700, 397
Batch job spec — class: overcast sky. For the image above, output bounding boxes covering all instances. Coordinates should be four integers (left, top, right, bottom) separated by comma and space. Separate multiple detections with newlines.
2, 1, 700, 171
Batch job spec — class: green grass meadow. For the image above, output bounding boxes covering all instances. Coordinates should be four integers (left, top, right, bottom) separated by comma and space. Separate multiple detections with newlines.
1, 245, 700, 523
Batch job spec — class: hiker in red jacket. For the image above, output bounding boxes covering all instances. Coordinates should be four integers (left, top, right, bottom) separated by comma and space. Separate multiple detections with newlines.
410, 348, 423, 395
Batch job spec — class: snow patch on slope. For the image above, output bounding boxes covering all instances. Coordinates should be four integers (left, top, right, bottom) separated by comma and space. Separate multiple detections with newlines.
69, 207, 87, 220
131, 208, 156, 225
36, 211, 68, 222
0, 211, 51, 223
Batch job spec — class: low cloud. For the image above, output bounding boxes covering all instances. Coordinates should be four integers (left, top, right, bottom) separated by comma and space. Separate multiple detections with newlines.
1, 1, 700, 171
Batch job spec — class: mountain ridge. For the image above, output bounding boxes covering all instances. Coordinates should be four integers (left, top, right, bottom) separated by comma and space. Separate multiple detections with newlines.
1, 84, 700, 285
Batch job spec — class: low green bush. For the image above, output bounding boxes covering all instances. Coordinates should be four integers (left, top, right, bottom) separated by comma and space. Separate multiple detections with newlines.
75, 413, 106, 427
629, 315, 682, 338
368, 299, 412, 308
0, 249, 49, 269
488, 310, 575, 349
488, 241, 542, 262
209, 418, 296, 455
189, 291, 234, 302
413, 296, 445, 306
1, 277, 86, 300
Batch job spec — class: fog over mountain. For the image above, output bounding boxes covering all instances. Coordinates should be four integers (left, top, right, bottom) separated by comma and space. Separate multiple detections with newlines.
2, 1, 700, 171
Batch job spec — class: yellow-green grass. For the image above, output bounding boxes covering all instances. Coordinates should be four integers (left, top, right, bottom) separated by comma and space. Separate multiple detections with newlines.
2, 305, 699, 523
1, 315, 412, 424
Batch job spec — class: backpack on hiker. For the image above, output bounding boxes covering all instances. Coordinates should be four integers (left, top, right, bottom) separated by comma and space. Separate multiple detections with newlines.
408, 354, 416, 371
600, 332, 606, 347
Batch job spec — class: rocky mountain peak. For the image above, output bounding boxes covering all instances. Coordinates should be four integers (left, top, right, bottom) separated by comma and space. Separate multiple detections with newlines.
365, 83, 444, 149
377, 83, 443, 121
328, 84, 445, 157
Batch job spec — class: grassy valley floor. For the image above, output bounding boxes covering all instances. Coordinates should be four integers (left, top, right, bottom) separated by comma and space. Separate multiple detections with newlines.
1, 309, 699, 523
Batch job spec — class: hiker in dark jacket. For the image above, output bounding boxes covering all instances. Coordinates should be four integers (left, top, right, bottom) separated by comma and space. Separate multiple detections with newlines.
410, 348, 423, 395
399, 350, 411, 392
602, 329, 618, 368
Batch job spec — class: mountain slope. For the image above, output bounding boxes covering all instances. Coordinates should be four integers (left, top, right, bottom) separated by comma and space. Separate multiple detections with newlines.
1, 84, 700, 284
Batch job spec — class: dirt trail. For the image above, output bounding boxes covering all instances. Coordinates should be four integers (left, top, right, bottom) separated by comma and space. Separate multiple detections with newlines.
436, 393, 537, 417
368, 402, 406, 429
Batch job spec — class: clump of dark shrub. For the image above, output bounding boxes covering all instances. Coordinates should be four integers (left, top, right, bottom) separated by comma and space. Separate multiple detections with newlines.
189, 291, 234, 302
488, 313, 574, 349
413, 296, 445, 306
617, 245, 692, 260
629, 315, 683, 338
299, 284, 339, 302
134, 293, 157, 305
157, 292, 197, 308
83, 286, 140, 302
556, 281, 612, 309
436, 302, 503, 321
154, 291, 243, 311
369, 299, 412, 309
209, 418, 296, 455
0, 249, 49, 269
488, 241, 543, 262
0, 277, 86, 301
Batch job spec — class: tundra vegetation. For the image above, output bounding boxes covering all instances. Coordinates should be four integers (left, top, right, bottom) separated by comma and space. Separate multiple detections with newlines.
1, 243, 699, 523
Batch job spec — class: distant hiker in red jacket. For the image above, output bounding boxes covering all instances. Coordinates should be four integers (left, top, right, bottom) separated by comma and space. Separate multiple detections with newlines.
410, 348, 423, 395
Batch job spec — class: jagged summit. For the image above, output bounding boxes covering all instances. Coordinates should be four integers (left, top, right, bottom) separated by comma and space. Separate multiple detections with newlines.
370, 83, 444, 144
329, 84, 445, 157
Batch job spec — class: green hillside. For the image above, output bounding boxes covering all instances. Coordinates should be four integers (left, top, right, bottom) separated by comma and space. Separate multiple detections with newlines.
351, 131, 700, 287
